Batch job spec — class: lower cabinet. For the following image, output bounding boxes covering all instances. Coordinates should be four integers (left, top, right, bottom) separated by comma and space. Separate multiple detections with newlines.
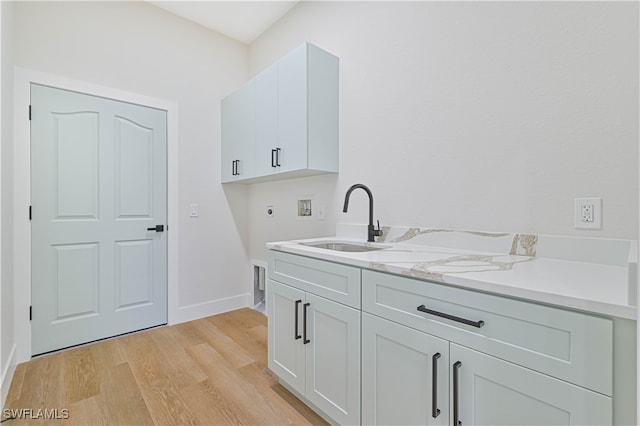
267, 252, 624, 425
451, 344, 612, 426
362, 313, 612, 426
362, 313, 450, 425
267, 279, 360, 425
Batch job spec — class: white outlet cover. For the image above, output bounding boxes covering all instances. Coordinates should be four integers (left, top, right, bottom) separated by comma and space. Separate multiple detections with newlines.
574, 198, 601, 229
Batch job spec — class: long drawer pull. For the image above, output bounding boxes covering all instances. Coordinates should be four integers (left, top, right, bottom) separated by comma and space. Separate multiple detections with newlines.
417, 305, 485, 328
294, 300, 302, 340
431, 352, 441, 418
453, 361, 462, 425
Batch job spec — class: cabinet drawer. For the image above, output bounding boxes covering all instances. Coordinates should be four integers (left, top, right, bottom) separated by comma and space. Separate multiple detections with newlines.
362, 269, 613, 396
268, 251, 361, 308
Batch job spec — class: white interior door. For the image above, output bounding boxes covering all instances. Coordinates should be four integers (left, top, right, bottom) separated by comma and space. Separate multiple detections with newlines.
30, 84, 168, 355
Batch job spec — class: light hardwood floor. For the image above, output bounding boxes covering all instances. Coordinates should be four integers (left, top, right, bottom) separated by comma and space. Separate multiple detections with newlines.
3, 308, 328, 425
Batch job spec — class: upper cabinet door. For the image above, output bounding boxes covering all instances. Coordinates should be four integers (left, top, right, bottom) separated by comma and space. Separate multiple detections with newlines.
221, 81, 255, 182
253, 63, 279, 177
277, 43, 309, 174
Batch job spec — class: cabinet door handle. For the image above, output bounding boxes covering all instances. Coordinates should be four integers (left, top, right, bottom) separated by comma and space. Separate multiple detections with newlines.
275, 148, 281, 167
417, 305, 485, 328
453, 361, 462, 426
432, 353, 441, 418
294, 300, 302, 340
232, 160, 236, 175
271, 149, 277, 168
303, 302, 310, 344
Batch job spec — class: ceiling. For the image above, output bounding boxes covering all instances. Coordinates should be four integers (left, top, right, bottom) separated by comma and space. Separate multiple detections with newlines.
148, 1, 299, 44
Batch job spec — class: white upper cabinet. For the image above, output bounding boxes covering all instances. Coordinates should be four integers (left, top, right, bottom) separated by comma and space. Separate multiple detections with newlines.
221, 82, 255, 182
221, 42, 339, 183
253, 63, 279, 177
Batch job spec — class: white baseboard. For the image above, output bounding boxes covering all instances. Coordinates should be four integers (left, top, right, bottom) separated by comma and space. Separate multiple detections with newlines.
169, 293, 251, 325
1, 344, 17, 409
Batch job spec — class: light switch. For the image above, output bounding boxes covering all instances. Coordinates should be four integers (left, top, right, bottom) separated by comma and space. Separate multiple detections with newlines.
190, 203, 199, 218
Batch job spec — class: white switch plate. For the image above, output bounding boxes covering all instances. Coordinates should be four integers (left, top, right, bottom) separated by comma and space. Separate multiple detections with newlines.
190, 203, 199, 217
574, 198, 601, 229
317, 205, 325, 221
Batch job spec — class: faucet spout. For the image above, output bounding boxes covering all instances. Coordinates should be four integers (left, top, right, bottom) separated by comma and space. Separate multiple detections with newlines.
343, 184, 382, 242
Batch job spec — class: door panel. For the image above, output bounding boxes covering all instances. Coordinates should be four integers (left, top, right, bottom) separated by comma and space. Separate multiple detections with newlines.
221, 82, 255, 181
362, 313, 449, 426
277, 43, 308, 173
305, 293, 360, 425
253, 63, 279, 177
267, 279, 306, 394
53, 111, 99, 219
52, 243, 99, 320
450, 344, 612, 425
114, 240, 153, 310
31, 84, 167, 355
115, 116, 153, 218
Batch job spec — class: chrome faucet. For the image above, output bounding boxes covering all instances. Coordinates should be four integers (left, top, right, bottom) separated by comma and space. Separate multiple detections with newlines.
342, 184, 382, 242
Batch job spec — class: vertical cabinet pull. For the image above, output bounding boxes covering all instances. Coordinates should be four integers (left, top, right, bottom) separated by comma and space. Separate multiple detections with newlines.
232, 160, 240, 176
303, 302, 311, 344
294, 300, 302, 340
271, 148, 282, 168
453, 361, 462, 425
432, 353, 441, 418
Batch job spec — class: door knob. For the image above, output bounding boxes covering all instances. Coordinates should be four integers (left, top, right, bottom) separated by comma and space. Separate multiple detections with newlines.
147, 225, 164, 232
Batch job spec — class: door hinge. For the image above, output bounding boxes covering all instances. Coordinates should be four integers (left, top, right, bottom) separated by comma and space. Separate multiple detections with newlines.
29, 105, 31, 121
29, 205, 32, 221
29, 306, 32, 321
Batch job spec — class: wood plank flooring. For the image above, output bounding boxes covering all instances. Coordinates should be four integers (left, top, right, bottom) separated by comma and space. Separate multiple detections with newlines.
3, 308, 328, 426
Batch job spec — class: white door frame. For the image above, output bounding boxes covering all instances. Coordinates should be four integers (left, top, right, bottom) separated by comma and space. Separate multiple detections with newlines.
13, 67, 180, 362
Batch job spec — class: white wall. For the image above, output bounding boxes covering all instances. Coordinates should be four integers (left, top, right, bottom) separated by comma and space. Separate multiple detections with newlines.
0, 0, 15, 407
12, 2, 252, 328
248, 1, 639, 261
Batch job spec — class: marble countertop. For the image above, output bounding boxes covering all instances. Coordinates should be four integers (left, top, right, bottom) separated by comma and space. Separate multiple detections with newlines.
267, 226, 638, 320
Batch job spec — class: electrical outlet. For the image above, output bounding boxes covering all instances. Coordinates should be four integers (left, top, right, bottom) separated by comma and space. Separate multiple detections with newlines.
581, 203, 594, 223
574, 198, 601, 229
266, 206, 274, 218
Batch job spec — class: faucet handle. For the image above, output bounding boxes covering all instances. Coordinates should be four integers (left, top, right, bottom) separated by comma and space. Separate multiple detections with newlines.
374, 220, 383, 237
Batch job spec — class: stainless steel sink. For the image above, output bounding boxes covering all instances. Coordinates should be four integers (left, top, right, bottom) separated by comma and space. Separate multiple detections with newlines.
301, 241, 387, 252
